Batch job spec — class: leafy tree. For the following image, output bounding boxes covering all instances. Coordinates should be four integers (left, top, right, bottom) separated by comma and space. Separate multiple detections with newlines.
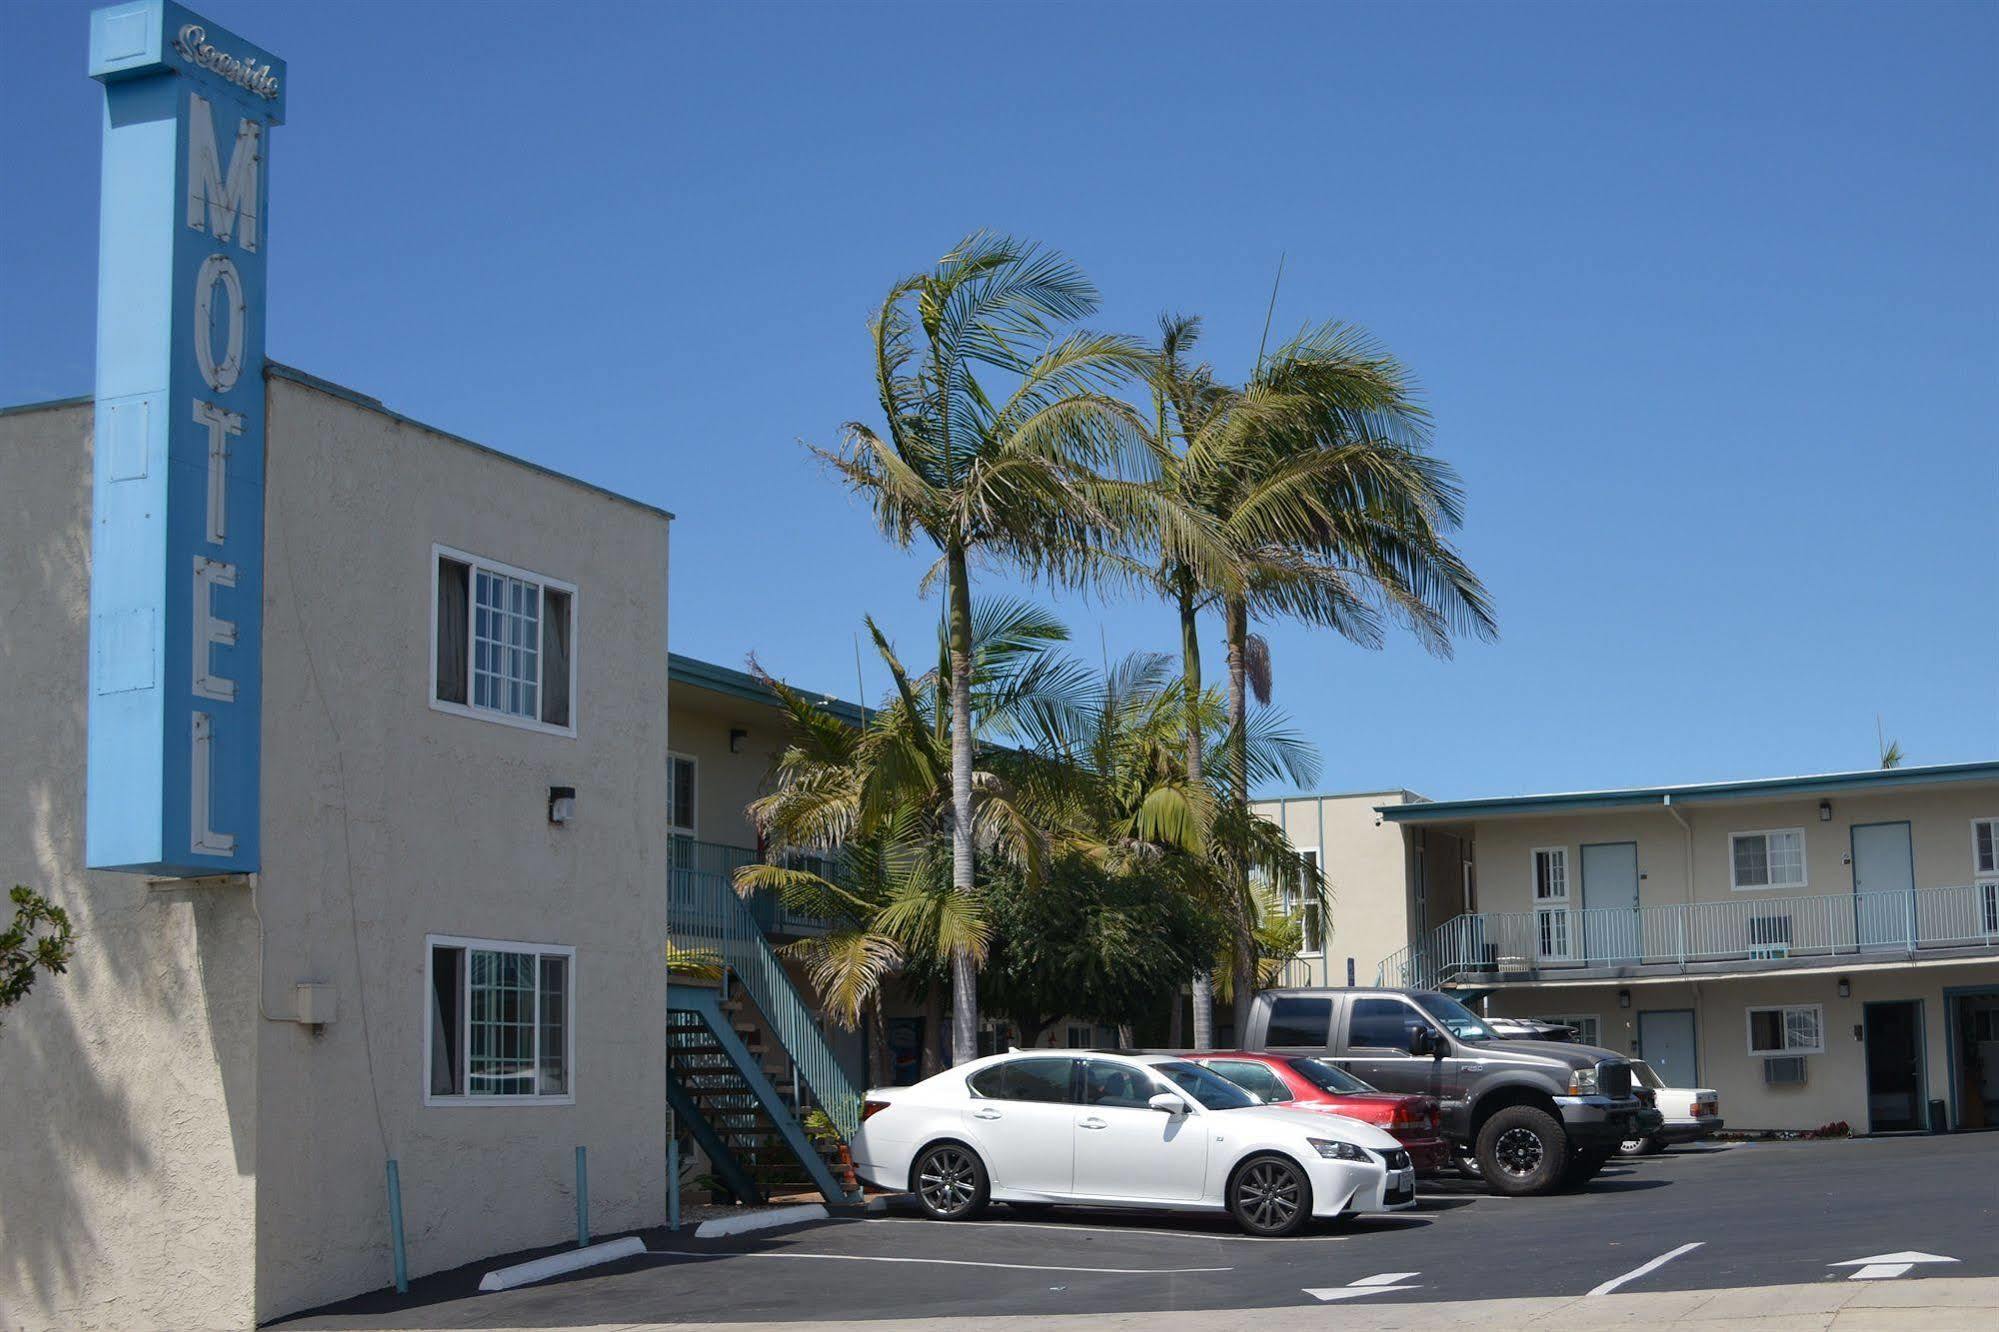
814, 235, 1150, 1062
2, 886, 75, 1032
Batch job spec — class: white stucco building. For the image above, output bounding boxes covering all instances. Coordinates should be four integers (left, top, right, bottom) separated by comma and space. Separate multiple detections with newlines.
1260, 764, 1999, 1136
1, 370, 675, 1328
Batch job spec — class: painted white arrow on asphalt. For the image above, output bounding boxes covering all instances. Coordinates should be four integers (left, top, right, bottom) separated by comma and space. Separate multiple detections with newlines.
1829, 1252, 1958, 1281
1303, 1271, 1421, 1301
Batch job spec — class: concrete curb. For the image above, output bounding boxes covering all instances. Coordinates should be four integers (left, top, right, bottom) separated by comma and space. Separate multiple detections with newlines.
693, 1203, 830, 1238
476, 1235, 647, 1292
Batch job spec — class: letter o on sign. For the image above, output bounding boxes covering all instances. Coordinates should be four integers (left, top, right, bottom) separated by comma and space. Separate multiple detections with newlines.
193, 253, 246, 393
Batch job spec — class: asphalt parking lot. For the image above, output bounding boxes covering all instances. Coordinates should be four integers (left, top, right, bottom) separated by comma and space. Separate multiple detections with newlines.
279, 1134, 1998, 1328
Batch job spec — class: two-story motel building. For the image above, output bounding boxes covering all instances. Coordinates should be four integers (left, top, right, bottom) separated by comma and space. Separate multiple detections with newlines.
1265, 765, 1999, 1136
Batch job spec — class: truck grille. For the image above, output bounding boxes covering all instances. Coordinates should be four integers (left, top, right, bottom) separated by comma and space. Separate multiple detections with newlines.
1597, 1061, 1632, 1099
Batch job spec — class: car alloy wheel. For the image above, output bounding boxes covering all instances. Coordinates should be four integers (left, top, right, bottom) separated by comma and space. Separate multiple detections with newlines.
1232, 1157, 1308, 1236
914, 1145, 982, 1218
1494, 1125, 1545, 1177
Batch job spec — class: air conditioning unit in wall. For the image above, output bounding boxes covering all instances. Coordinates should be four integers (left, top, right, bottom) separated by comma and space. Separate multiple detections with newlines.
1763, 1055, 1808, 1086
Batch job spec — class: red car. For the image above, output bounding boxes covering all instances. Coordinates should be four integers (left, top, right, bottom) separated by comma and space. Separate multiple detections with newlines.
1182, 1051, 1451, 1176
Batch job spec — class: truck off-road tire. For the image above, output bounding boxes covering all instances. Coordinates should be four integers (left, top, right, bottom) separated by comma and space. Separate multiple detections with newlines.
911, 1142, 990, 1220
1475, 1105, 1569, 1196
1561, 1145, 1614, 1188
1617, 1134, 1663, 1158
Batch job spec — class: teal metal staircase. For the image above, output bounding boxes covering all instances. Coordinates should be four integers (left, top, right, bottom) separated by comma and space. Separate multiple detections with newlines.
667, 856, 863, 1205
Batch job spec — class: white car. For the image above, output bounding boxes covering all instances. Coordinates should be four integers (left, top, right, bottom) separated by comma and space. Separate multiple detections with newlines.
1619, 1059, 1723, 1156
850, 1049, 1415, 1236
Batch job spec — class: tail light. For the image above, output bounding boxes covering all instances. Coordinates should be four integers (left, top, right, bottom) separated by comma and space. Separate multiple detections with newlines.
861, 1099, 892, 1122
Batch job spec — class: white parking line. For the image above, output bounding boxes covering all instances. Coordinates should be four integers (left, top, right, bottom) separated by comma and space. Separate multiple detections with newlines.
688, 1251, 1235, 1275
1587, 1242, 1705, 1296
873, 1215, 1357, 1243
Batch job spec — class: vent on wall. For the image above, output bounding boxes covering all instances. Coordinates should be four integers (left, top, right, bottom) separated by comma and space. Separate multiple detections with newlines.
1763, 1055, 1808, 1086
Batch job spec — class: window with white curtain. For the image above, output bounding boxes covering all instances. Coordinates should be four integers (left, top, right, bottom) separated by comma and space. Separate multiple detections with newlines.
1747, 1003, 1822, 1056
432, 546, 575, 734
1731, 829, 1806, 891
427, 935, 574, 1104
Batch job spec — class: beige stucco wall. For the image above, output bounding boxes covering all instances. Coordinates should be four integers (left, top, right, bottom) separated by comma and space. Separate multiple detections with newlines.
0, 379, 674, 1329
1465, 782, 1999, 919
250, 376, 671, 1319
1, 401, 262, 1330
1483, 960, 1999, 1131
668, 686, 781, 848
1253, 791, 1419, 986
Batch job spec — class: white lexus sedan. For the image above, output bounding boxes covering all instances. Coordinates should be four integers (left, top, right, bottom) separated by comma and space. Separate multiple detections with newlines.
851, 1049, 1415, 1236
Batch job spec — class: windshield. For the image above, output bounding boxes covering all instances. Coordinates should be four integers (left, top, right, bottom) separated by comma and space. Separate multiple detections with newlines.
1151, 1060, 1259, 1111
1632, 1060, 1665, 1090
1288, 1057, 1374, 1094
1413, 992, 1499, 1042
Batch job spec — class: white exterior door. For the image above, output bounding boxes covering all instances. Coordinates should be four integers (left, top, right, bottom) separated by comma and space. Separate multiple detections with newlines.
1853, 822, 1915, 952
1071, 1060, 1208, 1201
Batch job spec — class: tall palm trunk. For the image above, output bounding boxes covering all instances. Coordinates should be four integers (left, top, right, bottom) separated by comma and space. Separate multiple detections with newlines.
946, 542, 979, 1065
1180, 581, 1215, 1050
1224, 596, 1255, 1035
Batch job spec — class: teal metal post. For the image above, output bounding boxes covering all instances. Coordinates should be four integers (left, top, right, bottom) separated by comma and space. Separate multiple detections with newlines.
385, 1160, 409, 1294
668, 1116, 681, 1231
575, 1146, 590, 1246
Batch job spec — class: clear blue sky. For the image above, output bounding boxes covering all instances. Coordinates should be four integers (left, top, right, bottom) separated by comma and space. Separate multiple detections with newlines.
6, 0, 1994, 800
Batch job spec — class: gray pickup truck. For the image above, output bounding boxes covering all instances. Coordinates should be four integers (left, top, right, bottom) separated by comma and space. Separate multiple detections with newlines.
1240, 987, 1660, 1195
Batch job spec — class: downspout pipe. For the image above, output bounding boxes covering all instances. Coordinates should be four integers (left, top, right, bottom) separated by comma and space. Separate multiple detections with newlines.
1664, 794, 1694, 969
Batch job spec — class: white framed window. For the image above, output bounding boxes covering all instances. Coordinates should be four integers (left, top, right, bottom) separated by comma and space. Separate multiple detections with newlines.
1065, 1024, 1092, 1048
1533, 847, 1571, 961
1535, 1013, 1600, 1045
431, 545, 576, 736
1281, 848, 1324, 956
1730, 828, 1807, 891
425, 934, 575, 1105
1975, 819, 1999, 876
1746, 1003, 1822, 1057
667, 752, 697, 836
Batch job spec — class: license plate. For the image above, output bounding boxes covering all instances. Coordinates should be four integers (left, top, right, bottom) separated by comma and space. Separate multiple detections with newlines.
1395, 1168, 1414, 1192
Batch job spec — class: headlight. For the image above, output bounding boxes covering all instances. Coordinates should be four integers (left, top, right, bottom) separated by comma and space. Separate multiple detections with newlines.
1568, 1068, 1599, 1095
1308, 1137, 1369, 1162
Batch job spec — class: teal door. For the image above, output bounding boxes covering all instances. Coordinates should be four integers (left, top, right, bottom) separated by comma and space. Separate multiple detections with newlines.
1853, 822, 1915, 952
1638, 1009, 1698, 1086
1581, 842, 1641, 964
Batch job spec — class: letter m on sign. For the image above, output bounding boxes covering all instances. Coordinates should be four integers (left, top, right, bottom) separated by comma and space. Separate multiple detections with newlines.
187, 93, 259, 251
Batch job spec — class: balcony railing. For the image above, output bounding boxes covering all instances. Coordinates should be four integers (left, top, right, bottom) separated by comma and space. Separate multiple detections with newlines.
669, 837, 834, 937
668, 854, 862, 1137
1378, 883, 1999, 990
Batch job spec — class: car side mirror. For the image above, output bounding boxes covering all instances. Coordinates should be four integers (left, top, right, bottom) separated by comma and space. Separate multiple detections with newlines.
1409, 1028, 1443, 1058
1148, 1092, 1189, 1116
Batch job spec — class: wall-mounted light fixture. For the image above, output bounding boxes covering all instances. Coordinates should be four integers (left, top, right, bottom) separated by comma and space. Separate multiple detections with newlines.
548, 785, 576, 825
728, 727, 748, 754
1819, 799, 1832, 822
1618, 988, 1631, 1009
1837, 976, 1851, 998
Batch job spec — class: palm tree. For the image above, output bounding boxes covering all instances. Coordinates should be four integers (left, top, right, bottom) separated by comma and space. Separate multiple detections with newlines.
814, 235, 1149, 1062
742, 599, 1098, 1068
1138, 315, 1497, 1026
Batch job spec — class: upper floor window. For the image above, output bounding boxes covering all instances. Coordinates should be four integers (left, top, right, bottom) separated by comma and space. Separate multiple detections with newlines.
1974, 818, 1998, 877
667, 753, 697, 835
1280, 848, 1324, 955
432, 546, 575, 735
1533, 847, 1569, 901
1731, 828, 1806, 891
